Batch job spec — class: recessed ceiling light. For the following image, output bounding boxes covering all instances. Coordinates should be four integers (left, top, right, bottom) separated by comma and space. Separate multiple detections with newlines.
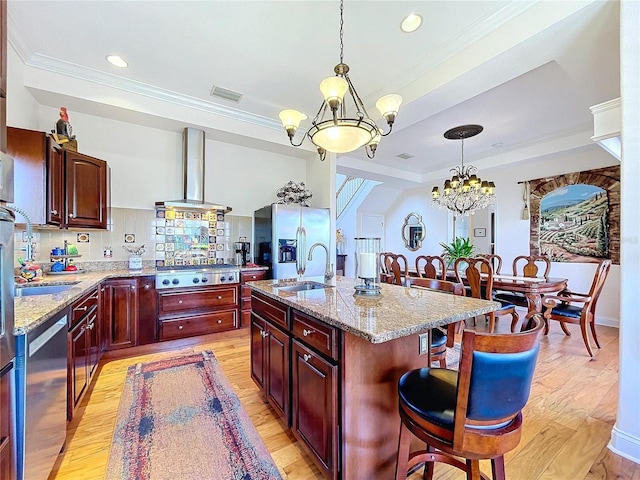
400, 13, 423, 33
106, 55, 128, 68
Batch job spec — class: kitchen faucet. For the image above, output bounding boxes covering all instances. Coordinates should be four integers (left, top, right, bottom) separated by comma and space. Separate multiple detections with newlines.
7, 204, 35, 262
308, 242, 334, 283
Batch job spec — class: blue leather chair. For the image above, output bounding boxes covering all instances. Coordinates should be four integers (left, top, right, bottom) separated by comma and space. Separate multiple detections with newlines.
394, 314, 544, 480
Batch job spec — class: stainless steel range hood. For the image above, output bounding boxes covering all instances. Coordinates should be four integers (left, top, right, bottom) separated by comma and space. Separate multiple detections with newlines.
155, 128, 232, 213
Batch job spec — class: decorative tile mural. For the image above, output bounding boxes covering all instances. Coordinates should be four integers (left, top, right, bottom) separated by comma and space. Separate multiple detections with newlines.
154, 207, 228, 267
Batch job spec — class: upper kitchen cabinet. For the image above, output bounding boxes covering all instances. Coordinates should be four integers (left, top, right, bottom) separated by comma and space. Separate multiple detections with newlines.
8, 127, 110, 229
60, 149, 109, 229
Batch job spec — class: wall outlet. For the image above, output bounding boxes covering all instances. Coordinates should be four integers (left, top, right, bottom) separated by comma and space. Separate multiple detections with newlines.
419, 333, 429, 356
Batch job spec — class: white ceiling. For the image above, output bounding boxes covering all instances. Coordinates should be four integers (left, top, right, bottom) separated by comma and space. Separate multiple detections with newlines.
7, 1, 620, 188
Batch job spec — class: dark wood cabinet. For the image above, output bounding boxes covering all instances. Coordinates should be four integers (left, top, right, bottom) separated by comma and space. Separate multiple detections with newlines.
157, 285, 238, 341
240, 269, 268, 327
46, 139, 64, 225
6, 127, 47, 224
250, 292, 341, 477
102, 278, 138, 350
68, 287, 100, 420
292, 340, 338, 479
0, 362, 15, 480
64, 150, 108, 229
137, 276, 157, 345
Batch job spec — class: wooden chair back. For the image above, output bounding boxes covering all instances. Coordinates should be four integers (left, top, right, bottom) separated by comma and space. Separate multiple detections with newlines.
476, 254, 502, 274
512, 254, 551, 279
584, 259, 612, 315
380, 252, 392, 275
454, 257, 493, 300
405, 277, 464, 296
415, 255, 446, 280
383, 253, 408, 285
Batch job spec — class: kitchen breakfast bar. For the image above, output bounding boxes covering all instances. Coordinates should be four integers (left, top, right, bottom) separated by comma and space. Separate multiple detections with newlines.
248, 276, 499, 479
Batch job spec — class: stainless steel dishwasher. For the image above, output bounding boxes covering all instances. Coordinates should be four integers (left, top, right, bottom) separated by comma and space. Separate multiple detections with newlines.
15, 308, 68, 480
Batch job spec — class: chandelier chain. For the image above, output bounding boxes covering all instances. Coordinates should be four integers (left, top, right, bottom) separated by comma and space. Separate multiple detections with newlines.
339, 0, 344, 65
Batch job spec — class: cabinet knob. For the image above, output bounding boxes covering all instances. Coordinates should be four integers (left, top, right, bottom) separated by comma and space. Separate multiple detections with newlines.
178, 325, 184, 330
216, 319, 222, 324
131, 285, 136, 290
178, 300, 183, 304
101, 287, 105, 292
217, 296, 222, 300
144, 284, 151, 289
68, 213, 75, 218
261, 330, 268, 338
303, 353, 312, 362
251, 275, 256, 279
50, 209, 58, 215
303, 329, 314, 337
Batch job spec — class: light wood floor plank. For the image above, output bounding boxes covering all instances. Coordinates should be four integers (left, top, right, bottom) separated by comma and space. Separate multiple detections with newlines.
49, 319, 640, 480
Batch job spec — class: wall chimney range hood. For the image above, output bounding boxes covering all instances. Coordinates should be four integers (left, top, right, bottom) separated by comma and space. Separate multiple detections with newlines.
156, 128, 232, 212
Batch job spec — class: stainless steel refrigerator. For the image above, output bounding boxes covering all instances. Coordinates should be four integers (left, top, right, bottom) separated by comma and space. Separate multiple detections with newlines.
0, 151, 17, 480
254, 204, 331, 279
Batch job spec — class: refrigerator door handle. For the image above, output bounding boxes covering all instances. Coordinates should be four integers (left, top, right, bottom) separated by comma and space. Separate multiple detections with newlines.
297, 226, 306, 275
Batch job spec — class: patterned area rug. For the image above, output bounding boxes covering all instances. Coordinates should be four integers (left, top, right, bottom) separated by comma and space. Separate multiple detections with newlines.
105, 351, 282, 480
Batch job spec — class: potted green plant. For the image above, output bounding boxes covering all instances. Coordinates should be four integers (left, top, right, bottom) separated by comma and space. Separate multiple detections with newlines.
439, 236, 475, 269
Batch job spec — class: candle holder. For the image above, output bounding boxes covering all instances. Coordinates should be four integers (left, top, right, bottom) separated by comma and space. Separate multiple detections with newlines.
354, 237, 381, 296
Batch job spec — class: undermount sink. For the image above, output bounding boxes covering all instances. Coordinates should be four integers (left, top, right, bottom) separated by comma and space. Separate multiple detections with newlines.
275, 281, 332, 292
15, 283, 79, 297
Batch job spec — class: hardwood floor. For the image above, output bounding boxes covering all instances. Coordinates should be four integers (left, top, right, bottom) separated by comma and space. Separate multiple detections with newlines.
49, 313, 639, 480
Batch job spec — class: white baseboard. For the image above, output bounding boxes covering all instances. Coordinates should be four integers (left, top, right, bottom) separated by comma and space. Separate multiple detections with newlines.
596, 315, 619, 328
609, 425, 640, 465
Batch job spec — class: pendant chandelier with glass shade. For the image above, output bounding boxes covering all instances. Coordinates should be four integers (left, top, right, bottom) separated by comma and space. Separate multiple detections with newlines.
278, 0, 402, 161
431, 125, 496, 216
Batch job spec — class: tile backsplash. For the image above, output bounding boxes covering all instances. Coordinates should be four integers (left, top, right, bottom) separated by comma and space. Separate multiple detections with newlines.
14, 207, 252, 269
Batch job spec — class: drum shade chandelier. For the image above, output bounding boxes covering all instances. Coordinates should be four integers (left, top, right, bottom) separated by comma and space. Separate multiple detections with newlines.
278, 0, 402, 161
431, 125, 496, 216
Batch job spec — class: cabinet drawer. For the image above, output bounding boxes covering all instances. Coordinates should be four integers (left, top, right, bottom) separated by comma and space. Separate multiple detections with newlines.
70, 287, 99, 326
252, 292, 288, 330
241, 270, 268, 283
158, 286, 237, 315
160, 309, 237, 341
292, 310, 339, 361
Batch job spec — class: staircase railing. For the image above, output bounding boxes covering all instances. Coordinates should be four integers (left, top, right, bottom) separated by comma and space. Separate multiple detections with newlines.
337, 176, 366, 218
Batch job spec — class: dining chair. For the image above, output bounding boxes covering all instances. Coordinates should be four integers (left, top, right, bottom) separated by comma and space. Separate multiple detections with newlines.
454, 257, 519, 333
394, 314, 544, 480
542, 259, 611, 357
382, 253, 409, 285
476, 253, 503, 274
415, 255, 447, 280
495, 254, 552, 307
405, 277, 465, 367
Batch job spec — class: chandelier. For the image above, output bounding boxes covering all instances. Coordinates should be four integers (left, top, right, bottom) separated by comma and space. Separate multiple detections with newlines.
431, 125, 496, 216
278, 0, 402, 161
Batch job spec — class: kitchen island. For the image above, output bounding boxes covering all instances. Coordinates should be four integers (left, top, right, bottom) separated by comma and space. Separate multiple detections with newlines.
248, 276, 499, 479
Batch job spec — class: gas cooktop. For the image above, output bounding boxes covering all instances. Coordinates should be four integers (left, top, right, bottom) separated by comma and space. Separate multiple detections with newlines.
155, 264, 240, 289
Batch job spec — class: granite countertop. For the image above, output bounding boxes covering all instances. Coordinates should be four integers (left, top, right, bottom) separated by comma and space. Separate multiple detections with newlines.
13, 268, 156, 335
248, 276, 500, 344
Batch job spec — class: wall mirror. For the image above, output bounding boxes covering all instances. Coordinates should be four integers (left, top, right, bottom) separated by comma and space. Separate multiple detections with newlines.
402, 213, 426, 251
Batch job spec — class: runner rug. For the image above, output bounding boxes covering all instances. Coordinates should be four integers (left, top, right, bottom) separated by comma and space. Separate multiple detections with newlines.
105, 350, 282, 480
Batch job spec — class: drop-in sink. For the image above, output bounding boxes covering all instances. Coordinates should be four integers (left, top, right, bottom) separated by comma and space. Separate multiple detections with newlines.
275, 281, 332, 292
15, 283, 79, 297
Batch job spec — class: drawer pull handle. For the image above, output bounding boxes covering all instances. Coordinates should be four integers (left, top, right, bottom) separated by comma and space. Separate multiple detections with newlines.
303, 354, 312, 362
178, 325, 184, 330
303, 329, 314, 337
216, 319, 222, 324
90, 295, 99, 300
217, 296, 222, 300
74, 306, 88, 312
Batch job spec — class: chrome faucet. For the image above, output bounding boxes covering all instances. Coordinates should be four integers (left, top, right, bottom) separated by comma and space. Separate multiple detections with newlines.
7, 204, 35, 262
308, 242, 334, 283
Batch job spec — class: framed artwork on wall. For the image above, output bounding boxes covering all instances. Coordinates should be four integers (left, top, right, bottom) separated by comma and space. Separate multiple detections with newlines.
474, 228, 486, 237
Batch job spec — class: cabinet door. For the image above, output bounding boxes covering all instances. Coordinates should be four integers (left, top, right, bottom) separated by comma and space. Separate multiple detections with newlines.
292, 339, 339, 479
86, 308, 100, 378
137, 277, 157, 345
46, 139, 64, 225
64, 151, 108, 228
250, 313, 267, 390
6, 127, 47, 224
103, 278, 138, 350
266, 323, 290, 424
69, 318, 89, 416
0, 363, 14, 480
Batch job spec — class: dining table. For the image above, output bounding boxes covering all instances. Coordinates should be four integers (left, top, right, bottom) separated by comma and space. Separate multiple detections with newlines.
489, 273, 568, 314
